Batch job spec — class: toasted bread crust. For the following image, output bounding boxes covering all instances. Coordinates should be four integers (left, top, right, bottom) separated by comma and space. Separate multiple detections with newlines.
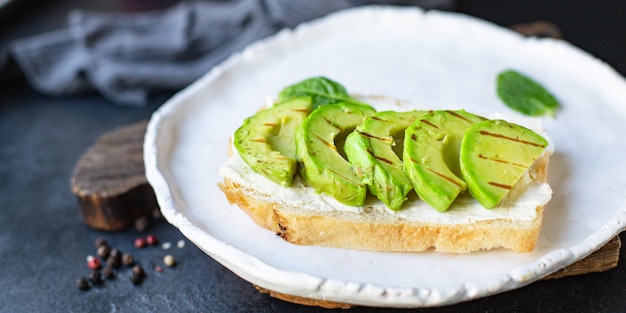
220, 97, 551, 253
218, 150, 549, 253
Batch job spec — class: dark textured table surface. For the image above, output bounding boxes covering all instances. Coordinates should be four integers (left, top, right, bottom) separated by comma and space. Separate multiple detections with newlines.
1, 1, 626, 312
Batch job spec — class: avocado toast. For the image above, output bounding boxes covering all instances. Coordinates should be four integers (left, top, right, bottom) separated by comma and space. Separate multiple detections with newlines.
218, 77, 552, 253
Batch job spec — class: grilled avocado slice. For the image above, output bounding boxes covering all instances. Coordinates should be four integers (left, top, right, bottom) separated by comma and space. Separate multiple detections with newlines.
296, 102, 375, 206
234, 97, 313, 186
344, 110, 427, 211
460, 119, 548, 208
403, 110, 486, 212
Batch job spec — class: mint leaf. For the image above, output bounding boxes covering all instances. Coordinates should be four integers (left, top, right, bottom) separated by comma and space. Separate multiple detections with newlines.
278, 76, 367, 109
496, 69, 560, 117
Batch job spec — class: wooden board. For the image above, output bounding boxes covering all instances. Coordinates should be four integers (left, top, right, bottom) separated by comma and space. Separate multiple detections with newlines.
71, 120, 159, 231
544, 235, 621, 279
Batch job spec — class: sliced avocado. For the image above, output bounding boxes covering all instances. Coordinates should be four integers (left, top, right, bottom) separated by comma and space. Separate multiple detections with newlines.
344, 110, 427, 211
460, 119, 548, 208
234, 97, 313, 186
296, 102, 376, 206
403, 110, 487, 212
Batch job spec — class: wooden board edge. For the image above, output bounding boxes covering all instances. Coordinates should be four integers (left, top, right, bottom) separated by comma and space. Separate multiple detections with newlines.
544, 235, 621, 280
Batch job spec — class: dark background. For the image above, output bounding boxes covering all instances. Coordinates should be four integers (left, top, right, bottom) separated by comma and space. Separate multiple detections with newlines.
1, 1, 625, 312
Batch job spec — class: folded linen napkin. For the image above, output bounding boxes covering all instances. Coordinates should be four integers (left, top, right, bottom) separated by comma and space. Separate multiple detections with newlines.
5, 0, 455, 106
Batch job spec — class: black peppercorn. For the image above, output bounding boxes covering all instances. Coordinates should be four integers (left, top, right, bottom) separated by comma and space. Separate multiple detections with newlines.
89, 271, 104, 286
109, 248, 122, 259
107, 255, 120, 269
97, 245, 110, 259
103, 266, 116, 279
107, 248, 122, 268
130, 265, 145, 285
94, 237, 108, 249
129, 273, 143, 285
76, 277, 90, 291
132, 265, 145, 278
122, 253, 134, 267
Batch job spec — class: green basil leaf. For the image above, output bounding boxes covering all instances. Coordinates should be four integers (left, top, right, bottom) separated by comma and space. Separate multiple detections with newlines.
278, 76, 366, 109
496, 69, 560, 117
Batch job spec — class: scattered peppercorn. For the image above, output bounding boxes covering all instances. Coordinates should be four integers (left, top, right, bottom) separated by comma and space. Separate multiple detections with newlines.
110, 248, 122, 264
89, 271, 104, 286
122, 253, 135, 267
132, 265, 145, 278
134, 237, 146, 249
146, 234, 158, 246
97, 244, 111, 259
130, 265, 145, 285
76, 277, 90, 291
103, 266, 116, 279
110, 248, 122, 258
107, 255, 121, 269
163, 255, 176, 267
86, 255, 101, 270
129, 273, 143, 285
94, 237, 108, 249
80, 234, 182, 291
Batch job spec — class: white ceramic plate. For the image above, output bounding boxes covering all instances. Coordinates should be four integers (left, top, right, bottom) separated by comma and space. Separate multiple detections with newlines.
144, 6, 626, 308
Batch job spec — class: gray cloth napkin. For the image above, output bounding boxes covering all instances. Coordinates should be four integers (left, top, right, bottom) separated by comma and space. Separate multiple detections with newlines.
6, 0, 455, 106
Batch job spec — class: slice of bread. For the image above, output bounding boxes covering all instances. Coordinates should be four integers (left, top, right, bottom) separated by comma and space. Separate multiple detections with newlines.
218, 97, 552, 253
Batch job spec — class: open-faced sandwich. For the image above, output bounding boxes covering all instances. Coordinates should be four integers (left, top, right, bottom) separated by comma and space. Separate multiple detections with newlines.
218, 77, 552, 253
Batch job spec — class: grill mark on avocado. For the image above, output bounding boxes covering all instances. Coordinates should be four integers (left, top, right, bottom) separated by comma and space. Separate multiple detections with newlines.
343, 193, 362, 202
327, 167, 358, 184
291, 108, 309, 113
478, 154, 527, 168
420, 119, 439, 129
374, 155, 394, 165
366, 147, 395, 165
369, 116, 386, 122
445, 110, 474, 124
323, 116, 342, 131
311, 133, 336, 151
250, 138, 267, 143
263, 122, 277, 127
488, 181, 513, 190
426, 168, 463, 188
479, 130, 546, 148
357, 130, 393, 143
407, 154, 464, 189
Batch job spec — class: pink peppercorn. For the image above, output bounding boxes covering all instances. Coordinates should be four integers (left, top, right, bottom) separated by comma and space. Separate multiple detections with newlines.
86, 255, 101, 270
146, 234, 158, 246
134, 237, 146, 248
